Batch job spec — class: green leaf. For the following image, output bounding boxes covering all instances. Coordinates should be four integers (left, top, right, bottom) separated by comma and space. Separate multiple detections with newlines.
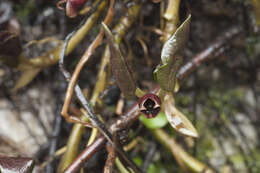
154, 15, 191, 92
102, 23, 136, 99
140, 112, 168, 129
153, 58, 182, 92
133, 157, 143, 166
161, 14, 191, 64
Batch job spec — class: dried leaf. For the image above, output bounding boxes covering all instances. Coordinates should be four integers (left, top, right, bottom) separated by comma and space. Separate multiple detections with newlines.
163, 93, 198, 138
0, 156, 34, 173
102, 23, 136, 99
154, 15, 191, 92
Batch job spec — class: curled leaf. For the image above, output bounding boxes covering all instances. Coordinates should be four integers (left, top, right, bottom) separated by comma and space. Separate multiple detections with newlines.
102, 23, 136, 99
154, 15, 191, 92
163, 93, 198, 138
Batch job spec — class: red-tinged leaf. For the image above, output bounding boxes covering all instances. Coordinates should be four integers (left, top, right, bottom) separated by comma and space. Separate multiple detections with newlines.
154, 15, 191, 93
163, 93, 199, 138
102, 23, 136, 99
0, 156, 34, 173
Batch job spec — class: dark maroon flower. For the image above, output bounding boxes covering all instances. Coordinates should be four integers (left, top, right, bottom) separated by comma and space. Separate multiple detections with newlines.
138, 93, 161, 118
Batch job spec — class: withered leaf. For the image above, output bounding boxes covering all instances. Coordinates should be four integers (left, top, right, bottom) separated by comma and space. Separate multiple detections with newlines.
102, 23, 136, 99
0, 156, 34, 173
163, 93, 198, 138
154, 15, 191, 92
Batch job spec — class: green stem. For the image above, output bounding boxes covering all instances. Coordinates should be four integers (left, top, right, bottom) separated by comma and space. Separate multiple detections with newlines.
58, 124, 85, 173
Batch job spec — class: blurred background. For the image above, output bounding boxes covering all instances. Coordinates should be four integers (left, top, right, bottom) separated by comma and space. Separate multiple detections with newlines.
0, 0, 259, 172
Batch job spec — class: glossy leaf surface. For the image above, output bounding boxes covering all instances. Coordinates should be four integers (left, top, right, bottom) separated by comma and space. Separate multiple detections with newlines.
102, 23, 136, 99
163, 93, 198, 138
154, 15, 191, 92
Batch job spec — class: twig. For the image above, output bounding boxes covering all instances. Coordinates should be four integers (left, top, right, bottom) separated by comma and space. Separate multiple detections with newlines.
46, 105, 63, 173
104, 144, 116, 173
177, 25, 243, 79
59, 19, 143, 173
61, 0, 114, 120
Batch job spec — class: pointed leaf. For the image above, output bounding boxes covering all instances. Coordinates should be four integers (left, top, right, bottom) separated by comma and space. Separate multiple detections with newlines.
102, 23, 136, 99
161, 14, 191, 64
163, 93, 198, 138
154, 15, 191, 92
